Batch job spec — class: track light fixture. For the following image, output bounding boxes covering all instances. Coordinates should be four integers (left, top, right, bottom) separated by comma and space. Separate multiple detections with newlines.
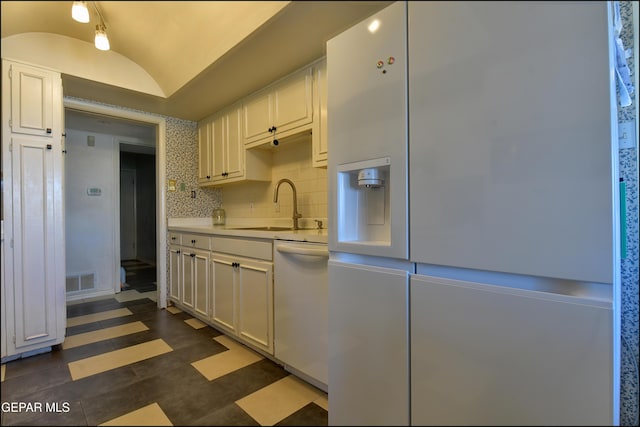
71, 1, 90, 23
94, 23, 110, 51
70, 1, 110, 51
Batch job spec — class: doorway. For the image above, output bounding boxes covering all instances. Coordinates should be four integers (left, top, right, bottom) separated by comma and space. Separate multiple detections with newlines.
120, 168, 137, 261
119, 148, 157, 294
63, 98, 168, 308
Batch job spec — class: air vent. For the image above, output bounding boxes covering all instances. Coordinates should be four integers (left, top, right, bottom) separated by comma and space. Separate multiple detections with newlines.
66, 272, 95, 292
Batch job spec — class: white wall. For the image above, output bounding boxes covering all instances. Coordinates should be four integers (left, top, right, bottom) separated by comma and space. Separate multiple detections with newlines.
65, 128, 118, 295
222, 138, 327, 227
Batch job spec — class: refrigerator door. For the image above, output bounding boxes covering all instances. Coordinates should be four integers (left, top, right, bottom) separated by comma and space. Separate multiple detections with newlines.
408, 1, 613, 283
411, 274, 613, 425
327, 0, 408, 259
328, 259, 409, 425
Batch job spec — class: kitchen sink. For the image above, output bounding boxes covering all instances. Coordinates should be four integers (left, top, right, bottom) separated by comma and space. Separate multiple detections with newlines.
229, 226, 294, 231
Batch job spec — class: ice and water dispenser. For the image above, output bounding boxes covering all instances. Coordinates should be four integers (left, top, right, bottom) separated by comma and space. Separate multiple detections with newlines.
336, 157, 391, 246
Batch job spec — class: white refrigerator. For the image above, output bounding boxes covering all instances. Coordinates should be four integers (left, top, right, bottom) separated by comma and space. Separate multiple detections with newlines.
328, 1, 617, 425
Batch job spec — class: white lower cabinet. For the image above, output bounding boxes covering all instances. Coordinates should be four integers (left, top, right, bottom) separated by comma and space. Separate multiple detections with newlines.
168, 231, 274, 355
167, 232, 210, 319
180, 248, 209, 315
168, 244, 181, 303
210, 248, 274, 355
211, 253, 237, 334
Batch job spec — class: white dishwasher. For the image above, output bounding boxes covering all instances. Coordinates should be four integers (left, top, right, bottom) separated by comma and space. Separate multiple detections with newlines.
274, 239, 328, 392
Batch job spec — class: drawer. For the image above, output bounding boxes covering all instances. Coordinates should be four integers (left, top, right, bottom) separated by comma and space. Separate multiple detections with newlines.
168, 232, 182, 245
211, 236, 272, 261
181, 233, 211, 251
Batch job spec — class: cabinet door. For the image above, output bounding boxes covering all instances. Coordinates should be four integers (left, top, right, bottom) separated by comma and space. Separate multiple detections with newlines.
168, 245, 181, 302
243, 89, 273, 145
222, 105, 244, 180
211, 253, 237, 334
193, 250, 210, 318
181, 251, 195, 310
11, 136, 60, 349
312, 59, 328, 167
273, 67, 313, 134
9, 62, 56, 138
237, 257, 273, 354
210, 113, 226, 181
197, 119, 213, 184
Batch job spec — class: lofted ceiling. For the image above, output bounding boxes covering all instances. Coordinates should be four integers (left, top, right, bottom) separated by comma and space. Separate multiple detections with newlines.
2, 1, 392, 123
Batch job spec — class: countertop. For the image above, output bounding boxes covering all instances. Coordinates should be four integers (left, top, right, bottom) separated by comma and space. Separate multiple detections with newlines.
168, 220, 328, 244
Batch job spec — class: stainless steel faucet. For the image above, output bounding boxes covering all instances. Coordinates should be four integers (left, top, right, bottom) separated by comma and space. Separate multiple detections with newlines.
273, 178, 302, 230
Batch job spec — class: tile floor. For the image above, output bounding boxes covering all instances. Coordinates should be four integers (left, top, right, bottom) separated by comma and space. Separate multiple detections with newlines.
0, 291, 328, 426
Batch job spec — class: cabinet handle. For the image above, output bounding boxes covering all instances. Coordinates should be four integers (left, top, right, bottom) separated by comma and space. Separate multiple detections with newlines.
206, 175, 211, 179
171, 236, 176, 241
177, 249, 181, 254
46, 128, 52, 134
191, 239, 196, 244
46, 144, 52, 150
191, 253, 196, 258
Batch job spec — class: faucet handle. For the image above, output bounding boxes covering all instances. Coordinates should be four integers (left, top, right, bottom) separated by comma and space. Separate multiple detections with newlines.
314, 219, 323, 230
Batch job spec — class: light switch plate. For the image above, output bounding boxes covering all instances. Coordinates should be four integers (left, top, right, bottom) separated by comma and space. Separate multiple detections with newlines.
618, 120, 636, 149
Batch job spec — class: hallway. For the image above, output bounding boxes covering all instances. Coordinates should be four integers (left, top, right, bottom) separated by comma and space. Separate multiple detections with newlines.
0, 292, 328, 426
121, 260, 157, 293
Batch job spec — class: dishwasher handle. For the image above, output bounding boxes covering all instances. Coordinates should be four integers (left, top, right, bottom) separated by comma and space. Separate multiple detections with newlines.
276, 244, 329, 258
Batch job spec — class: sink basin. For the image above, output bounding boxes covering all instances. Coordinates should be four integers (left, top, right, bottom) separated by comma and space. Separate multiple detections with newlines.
229, 226, 293, 231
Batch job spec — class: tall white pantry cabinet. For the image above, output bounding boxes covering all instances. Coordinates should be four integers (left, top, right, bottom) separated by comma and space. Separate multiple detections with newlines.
1, 59, 66, 361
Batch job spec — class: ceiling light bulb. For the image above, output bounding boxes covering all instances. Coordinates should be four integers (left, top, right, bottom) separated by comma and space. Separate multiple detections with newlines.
95, 24, 110, 51
72, 1, 90, 23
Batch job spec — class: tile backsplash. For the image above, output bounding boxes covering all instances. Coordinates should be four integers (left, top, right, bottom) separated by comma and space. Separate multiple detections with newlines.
222, 137, 327, 228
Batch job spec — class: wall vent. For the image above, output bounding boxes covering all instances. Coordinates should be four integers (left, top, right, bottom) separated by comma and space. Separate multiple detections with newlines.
66, 272, 95, 292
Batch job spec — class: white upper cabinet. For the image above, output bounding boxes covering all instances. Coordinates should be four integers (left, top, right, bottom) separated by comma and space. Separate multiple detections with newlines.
312, 58, 328, 168
9, 62, 57, 138
198, 103, 270, 186
243, 66, 313, 148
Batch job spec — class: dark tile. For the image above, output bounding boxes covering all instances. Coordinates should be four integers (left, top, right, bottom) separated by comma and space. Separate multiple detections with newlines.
124, 300, 159, 314
66, 299, 123, 318
0, 400, 87, 426
1, 349, 67, 381
276, 402, 328, 426
207, 359, 290, 401
3, 296, 329, 426
8, 365, 140, 405
131, 339, 228, 379
191, 402, 261, 426
57, 339, 118, 364
81, 363, 208, 425
1, 361, 71, 401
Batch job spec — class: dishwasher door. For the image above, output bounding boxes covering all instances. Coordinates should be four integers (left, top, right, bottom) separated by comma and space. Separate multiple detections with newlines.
274, 240, 328, 391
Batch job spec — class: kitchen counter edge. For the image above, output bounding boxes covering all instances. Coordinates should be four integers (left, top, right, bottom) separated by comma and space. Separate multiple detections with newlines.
167, 224, 328, 244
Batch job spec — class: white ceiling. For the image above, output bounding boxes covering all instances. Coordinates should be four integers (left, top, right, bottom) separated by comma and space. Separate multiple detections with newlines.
2, 1, 392, 123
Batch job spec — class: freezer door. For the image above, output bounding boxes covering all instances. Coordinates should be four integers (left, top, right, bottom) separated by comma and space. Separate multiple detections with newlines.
328, 260, 409, 426
411, 274, 613, 425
